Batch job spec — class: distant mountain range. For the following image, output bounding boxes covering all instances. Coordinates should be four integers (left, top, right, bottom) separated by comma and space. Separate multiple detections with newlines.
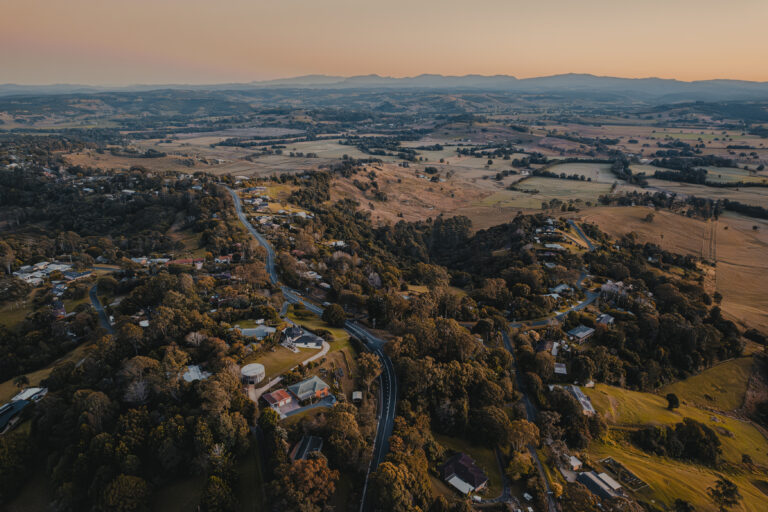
2, 74, 768, 102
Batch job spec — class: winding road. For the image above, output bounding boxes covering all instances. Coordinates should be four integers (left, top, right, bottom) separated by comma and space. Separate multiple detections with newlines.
227, 187, 397, 511
89, 285, 114, 334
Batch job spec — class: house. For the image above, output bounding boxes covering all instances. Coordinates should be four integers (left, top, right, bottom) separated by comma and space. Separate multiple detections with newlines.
288, 376, 330, 402
568, 456, 583, 471
0, 400, 29, 433
11, 387, 47, 402
293, 333, 324, 349
577, 471, 618, 500
554, 363, 568, 376
289, 435, 324, 461
214, 254, 233, 264
567, 325, 595, 343
63, 270, 92, 281
263, 389, 293, 408
441, 453, 488, 495
352, 391, 363, 402
567, 385, 596, 415
282, 326, 304, 344
596, 313, 615, 326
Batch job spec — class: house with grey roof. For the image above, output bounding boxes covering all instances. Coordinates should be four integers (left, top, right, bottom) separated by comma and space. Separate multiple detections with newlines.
287, 376, 330, 402
567, 325, 595, 343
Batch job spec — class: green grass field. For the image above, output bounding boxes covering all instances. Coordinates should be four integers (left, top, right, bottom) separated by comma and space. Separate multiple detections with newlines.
544, 162, 616, 183
476, 177, 614, 210
585, 383, 768, 467
244, 345, 315, 381
585, 381, 768, 511
434, 434, 503, 498
589, 440, 767, 512
660, 357, 754, 411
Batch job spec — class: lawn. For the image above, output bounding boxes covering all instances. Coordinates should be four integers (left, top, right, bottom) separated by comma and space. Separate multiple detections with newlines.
659, 357, 754, 411
0, 300, 34, 328
233, 442, 266, 512
434, 434, 503, 499
151, 475, 206, 512
244, 345, 315, 381
585, 383, 768, 467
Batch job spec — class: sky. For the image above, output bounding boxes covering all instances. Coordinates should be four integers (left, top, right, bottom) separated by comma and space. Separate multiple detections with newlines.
1, 0, 767, 85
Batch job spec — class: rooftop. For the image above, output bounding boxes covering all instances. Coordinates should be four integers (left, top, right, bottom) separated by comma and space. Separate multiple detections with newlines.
288, 376, 330, 401
441, 453, 488, 493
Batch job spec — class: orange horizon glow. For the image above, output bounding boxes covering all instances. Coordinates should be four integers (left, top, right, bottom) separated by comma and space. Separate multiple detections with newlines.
2, 0, 767, 85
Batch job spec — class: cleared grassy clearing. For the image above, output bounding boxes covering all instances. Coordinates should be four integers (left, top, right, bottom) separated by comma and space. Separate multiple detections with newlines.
645, 178, 768, 207
243, 345, 315, 381
477, 177, 614, 209
585, 383, 768, 467
660, 357, 754, 411
0, 300, 34, 328
544, 162, 616, 183
704, 167, 768, 184
0, 339, 95, 403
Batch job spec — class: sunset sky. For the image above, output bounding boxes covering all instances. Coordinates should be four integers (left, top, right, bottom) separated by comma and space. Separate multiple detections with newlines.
2, 0, 767, 85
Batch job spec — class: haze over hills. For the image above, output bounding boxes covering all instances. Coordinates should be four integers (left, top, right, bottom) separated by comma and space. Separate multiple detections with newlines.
2, 73, 768, 102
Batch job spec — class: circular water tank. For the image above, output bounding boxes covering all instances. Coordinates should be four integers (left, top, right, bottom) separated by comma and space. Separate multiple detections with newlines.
241, 363, 266, 384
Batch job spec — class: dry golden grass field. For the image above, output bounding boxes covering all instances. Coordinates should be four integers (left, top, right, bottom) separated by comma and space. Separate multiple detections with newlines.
579, 206, 768, 331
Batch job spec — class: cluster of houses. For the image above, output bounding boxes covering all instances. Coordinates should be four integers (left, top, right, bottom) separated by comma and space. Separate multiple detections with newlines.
13, 261, 90, 287
130, 256, 236, 270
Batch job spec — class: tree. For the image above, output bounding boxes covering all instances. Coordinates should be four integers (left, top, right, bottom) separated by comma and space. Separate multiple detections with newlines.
509, 419, 540, 452
370, 461, 420, 512
666, 393, 680, 410
201, 475, 237, 512
708, 476, 741, 511
471, 406, 513, 447
100, 474, 150, 512
271, 457, 339, 512
506, 450, 534, 480
0, 241, 14, 274
322, 303, 347, 327
12, 375, 29, 389
357, 352, 382, 393
673, 499, 696, 512
562, 482, 600, 512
